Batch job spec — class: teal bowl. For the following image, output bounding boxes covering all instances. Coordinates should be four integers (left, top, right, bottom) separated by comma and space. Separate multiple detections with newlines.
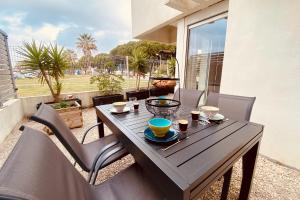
148, 118, 172, 137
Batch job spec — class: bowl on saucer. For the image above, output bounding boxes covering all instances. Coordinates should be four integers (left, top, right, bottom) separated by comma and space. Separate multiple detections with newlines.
112, 102, 127, 113
200, 106, 219, 118
209, 113, 225, 121
148, 118, 172, 137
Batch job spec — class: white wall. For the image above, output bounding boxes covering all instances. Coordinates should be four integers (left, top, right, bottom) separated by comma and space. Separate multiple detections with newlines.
131, 0, 181, 38
21, 89, 136, 117
221, 0, 300, 169
21, 90, 102, 116
0, 99, 24, 143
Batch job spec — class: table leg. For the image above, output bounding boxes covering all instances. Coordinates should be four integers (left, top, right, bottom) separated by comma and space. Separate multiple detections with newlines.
239, 141, 260, 200
97, 116, 104, 138
221, 167, 233, 200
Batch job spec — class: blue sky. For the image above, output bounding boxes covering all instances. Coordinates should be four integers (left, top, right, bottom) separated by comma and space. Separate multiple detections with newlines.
0, 0, 132, 53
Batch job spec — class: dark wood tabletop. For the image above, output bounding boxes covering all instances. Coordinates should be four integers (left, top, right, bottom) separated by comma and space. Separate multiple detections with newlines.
96, 101, 263, 200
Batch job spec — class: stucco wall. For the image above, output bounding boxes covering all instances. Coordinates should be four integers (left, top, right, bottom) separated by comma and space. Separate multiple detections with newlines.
20, 90, 102, 116
0, 99, 24, 143
131, 0, 181, 38
20, 89, 137, 117
221, 0, 300, 169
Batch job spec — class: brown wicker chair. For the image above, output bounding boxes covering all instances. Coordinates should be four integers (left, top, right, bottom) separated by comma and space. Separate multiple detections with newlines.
0, 127, 165, 200
30, 104, 128, 181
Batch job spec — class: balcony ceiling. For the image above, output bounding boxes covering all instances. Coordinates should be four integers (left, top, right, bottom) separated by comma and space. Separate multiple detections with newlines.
165, 0, 199, 12
133, 0, 224, 43
165, 0, 221, 12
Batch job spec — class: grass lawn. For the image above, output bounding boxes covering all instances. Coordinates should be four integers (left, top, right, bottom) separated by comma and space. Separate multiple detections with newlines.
16, 75, 148, 97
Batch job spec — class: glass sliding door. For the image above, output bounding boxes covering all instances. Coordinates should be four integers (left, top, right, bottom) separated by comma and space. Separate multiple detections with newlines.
185, 17, 227, 96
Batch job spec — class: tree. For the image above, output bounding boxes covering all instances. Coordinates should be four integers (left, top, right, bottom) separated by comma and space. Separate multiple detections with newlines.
78, 55, 93, 74
76, 33, 97, 73
90, 72, 124, 95
92, 53, 110, 71
63, 49, 77, 74
18, 41, 68, 102
131, 48, 148, 91
104, 60, 117, 73
167, 57, 176, 77
110, 40, 176, 58
110, 41, 136, 56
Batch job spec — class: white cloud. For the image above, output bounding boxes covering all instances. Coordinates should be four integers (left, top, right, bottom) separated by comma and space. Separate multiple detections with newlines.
2, 12, 25, 27
0, 0, 134, 52
9, 23, 67, 45
1, 12, 68, 45
94, 30, 106, 38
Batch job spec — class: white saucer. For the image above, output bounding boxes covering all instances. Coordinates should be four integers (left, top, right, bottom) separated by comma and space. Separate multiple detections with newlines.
209, 113, 225, 121
110, 106, 130, 114
199, 111, 207, 118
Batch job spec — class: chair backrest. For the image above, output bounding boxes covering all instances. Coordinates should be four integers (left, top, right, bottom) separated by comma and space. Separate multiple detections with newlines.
31, 104, 88, 170
0, 127, 92, 200
173, 88, 204, 108
206, 92, 256, 121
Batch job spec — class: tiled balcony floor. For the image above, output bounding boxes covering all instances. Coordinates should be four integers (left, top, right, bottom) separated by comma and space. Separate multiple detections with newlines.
0, 108, 299, 199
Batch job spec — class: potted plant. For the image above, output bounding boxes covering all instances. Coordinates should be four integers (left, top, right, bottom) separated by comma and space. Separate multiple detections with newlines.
126, 48, 150, 100
90, 72, 124, 106
19, 41, 83, 129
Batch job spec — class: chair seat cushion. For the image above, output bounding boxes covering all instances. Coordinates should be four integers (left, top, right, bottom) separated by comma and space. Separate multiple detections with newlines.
82, 134, 129, 170
93, 163, 166, 200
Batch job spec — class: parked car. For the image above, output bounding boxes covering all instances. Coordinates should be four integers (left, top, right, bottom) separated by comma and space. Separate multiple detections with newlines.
24, 73, 36, 79
13, 72, 25, 79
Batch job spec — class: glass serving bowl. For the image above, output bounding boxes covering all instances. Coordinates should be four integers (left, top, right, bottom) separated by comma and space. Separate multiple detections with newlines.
145, 98, 181, 117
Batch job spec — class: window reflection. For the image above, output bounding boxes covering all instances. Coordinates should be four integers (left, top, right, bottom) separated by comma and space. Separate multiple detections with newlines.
186, 18, 227, 94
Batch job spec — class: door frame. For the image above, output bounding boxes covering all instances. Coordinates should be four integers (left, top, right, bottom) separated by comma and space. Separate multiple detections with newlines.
184, 12, 228, 103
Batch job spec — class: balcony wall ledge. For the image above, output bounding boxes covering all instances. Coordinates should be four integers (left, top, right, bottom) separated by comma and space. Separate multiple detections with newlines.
0, 99, 24, 143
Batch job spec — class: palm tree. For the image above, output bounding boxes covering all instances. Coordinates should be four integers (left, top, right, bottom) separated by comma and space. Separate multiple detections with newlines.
76, 33, 97, 74
131, 48, 148, 91
18, 41, 68, 102
48, 44, 68, 101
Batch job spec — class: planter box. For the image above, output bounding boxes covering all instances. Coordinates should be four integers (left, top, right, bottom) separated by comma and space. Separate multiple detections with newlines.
126, 89, 150, 100
44, 101, 83, 134
36, 98, 82, 110
92, 94, 124, 106
54, 101, 83, 129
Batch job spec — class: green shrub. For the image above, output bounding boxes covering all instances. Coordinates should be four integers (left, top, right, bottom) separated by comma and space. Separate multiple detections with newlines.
90, 72, 124, 95
52, 101, 71, 109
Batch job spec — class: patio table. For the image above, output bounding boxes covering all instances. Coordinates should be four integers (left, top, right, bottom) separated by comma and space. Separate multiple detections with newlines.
95, 101, 263, 200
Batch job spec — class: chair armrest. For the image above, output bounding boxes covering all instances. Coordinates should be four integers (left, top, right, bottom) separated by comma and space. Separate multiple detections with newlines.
81, 122, 102, 144
87, 141, 120, 182
90, 145, 125, 185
